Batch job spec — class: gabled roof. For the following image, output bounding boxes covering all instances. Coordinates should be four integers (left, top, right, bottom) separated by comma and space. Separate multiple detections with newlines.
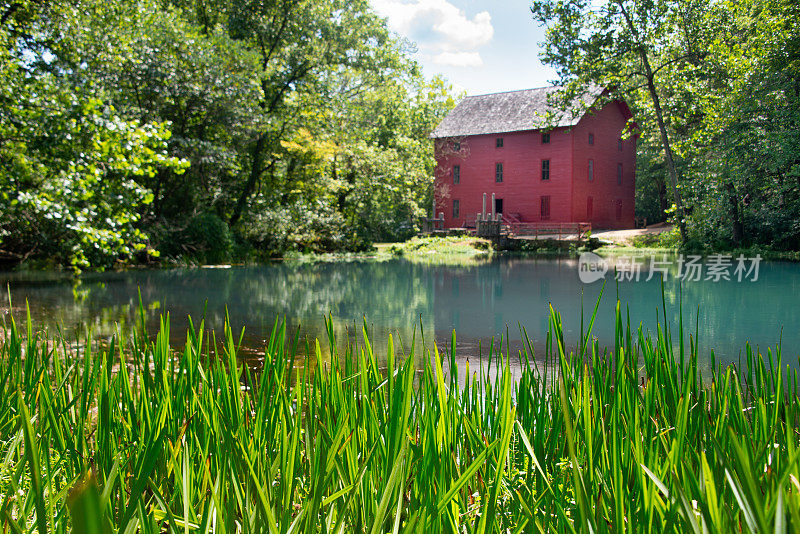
430, 85, 604, 138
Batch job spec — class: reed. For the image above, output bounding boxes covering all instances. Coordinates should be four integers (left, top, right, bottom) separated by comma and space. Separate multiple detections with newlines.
0, 292, 798, 533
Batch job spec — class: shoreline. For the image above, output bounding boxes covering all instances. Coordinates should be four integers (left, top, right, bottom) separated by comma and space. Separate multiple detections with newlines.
3, 235, 800, 275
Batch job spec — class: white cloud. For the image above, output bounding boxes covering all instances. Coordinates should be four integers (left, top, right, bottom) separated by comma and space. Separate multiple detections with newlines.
371, 0, 493, 62
433, 51, 483, 67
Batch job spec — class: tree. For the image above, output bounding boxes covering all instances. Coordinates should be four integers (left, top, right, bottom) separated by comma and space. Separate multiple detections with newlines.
530, 0, 711, 243
217, 0, 430, 229
0, 1, 187, 269
56, 0, 262, 221
677, 0, 800, 247
0, 0, 459, 266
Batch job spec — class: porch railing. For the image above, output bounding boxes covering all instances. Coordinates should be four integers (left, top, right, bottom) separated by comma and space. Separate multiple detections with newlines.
504, 222, 592, 240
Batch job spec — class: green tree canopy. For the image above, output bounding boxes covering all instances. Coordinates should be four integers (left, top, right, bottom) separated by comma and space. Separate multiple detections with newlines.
531, 0, 800, 249
0, 0, 458, 267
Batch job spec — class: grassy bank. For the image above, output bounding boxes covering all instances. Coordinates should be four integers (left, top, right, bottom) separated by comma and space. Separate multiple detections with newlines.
375, 235, 494, 264
1, 296, 799, 532
374, 235, 596, 264
597, 227, 800, 261
597, 245, 800, 262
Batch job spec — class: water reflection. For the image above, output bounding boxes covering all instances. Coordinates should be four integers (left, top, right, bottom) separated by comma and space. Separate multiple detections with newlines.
1, 256, 798, 367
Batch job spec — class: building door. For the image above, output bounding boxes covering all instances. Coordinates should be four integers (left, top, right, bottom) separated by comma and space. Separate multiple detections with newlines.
540, 196, 551, 220
587, 197, 593, 221
494, 198, 503, 214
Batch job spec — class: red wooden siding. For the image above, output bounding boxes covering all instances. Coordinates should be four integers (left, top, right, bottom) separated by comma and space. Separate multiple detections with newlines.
434, 100, 636, 230
569, 101, 636, 229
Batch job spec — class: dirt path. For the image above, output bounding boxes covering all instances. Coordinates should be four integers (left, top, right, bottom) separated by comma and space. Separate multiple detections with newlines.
593, 223, 673, 246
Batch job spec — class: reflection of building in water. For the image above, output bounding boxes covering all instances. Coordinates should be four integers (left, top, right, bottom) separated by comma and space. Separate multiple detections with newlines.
3, 257, 799, 368
432, 259, 594, 356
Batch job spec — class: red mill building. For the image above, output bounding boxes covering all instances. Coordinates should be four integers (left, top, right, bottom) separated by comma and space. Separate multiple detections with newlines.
431, 86, 636, 229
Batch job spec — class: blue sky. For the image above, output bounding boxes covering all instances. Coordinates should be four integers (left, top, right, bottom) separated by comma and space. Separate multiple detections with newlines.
370, 0, 558, 96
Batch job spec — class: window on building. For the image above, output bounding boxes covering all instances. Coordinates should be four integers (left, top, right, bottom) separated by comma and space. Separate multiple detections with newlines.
540, 196, 551, 220
541, 159, 550, 181
615, 200, 623, 221
453, 141, 461, 152
542, 132, 550, 144
496, 137, 504, 148
495, 162, 504, 183
588, 133, 594, 145
453, 165, 460, 184
588, 159, 594, 181
453, 199, 460, 218
617, 163, 623, 185
587, 197, 593, 220
618, 138, 623, 151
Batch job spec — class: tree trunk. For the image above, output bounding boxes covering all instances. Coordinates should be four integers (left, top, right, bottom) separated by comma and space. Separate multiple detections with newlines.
617, 0, 688, 244
643, 71, 688, 244
230, 134, 266, 227
725, 181, 744, 244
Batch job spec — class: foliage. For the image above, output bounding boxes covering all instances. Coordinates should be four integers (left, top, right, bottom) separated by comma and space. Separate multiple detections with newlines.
0, 0, 457, 268
382, 235, 493, 264
630, 227, 682, 249
156, 212, 235, 264
531, 0, 800, 250
677, 0, 800, 249
530, 0, 698, 242
0, 2, 188, 269
1, 294, 799, 531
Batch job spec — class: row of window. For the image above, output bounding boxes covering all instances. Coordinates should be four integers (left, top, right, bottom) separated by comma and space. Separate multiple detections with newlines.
492, 134, 548, 148
451, 197, 624, 221
452, 161, 624, 184
454, 134, 625, 150
588, 161, 624, 184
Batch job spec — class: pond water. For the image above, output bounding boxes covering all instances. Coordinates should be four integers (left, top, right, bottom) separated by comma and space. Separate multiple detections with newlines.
1, 255, 798, 369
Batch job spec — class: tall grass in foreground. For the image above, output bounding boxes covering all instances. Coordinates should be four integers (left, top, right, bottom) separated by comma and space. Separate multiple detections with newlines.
0, 295, 799, 533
